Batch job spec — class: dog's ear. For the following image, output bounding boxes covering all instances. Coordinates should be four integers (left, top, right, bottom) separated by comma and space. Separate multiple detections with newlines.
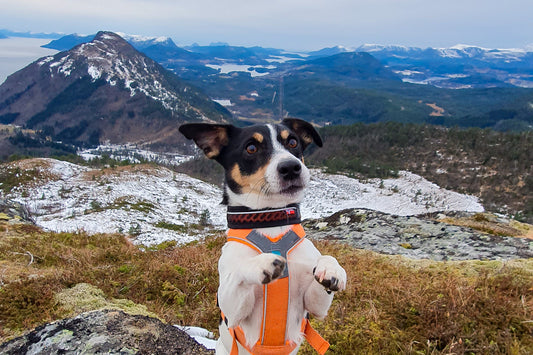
179, 123, 231, 159
282, 118, 323, 150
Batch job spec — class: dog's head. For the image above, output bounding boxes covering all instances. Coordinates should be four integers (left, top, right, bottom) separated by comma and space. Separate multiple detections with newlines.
179, 118, 322, 209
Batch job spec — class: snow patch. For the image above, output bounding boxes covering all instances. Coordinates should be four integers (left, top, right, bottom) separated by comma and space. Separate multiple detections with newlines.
213, 99, 233, 107
7, 158, 484, 247
87, 65, 102, 79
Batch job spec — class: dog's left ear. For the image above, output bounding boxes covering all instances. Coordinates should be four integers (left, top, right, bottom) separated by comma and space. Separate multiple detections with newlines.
282, 118, 323, 150
179, 123, 231, 159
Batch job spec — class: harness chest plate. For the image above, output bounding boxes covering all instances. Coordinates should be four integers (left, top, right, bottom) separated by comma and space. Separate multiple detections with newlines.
224, 225, 329, 355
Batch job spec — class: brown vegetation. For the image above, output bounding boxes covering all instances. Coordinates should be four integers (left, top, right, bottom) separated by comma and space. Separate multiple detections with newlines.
307, 122, 533, 222
1, 222, 532, 354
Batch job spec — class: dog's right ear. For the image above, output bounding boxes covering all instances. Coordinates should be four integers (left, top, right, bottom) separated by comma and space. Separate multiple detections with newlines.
179, 123, 231, 159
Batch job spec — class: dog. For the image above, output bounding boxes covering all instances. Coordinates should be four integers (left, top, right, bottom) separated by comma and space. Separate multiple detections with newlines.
179, 118, 347, 355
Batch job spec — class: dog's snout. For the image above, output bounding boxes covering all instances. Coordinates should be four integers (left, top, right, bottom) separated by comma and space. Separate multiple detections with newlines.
278, 160, 302, 180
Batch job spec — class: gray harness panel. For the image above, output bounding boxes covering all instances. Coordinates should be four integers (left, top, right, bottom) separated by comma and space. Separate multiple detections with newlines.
245, 229, 303, 278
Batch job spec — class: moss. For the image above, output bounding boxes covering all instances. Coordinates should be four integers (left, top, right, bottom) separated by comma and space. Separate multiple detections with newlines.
54, 283, 160, 320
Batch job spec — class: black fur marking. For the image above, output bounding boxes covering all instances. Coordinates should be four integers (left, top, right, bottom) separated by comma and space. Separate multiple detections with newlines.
179, 119, 322, 198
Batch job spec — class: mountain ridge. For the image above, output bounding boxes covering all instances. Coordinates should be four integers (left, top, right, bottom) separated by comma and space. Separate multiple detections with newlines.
0, 31, 230, 147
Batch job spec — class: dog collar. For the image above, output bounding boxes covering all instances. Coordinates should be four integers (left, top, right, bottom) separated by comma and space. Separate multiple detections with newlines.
227, 204, 301, 229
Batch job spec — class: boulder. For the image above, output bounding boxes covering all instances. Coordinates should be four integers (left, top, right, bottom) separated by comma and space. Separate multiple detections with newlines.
0, 198, 34, 224
0, 310, 214, 355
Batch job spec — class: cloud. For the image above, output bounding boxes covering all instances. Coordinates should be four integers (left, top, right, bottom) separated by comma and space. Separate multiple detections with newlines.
1, 0, 532, 50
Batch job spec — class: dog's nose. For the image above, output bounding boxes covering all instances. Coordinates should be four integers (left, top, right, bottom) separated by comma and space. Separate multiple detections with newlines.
278, 160, 302, 180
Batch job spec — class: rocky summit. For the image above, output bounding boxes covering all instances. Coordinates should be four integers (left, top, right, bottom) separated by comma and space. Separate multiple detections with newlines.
303, 209, 533, 261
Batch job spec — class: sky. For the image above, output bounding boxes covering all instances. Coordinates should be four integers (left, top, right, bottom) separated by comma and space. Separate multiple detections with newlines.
1, 0, 533, 51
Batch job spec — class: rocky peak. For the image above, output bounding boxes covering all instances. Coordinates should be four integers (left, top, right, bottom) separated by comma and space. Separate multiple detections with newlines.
0, 31, 230, 146
35, 31, 196, 113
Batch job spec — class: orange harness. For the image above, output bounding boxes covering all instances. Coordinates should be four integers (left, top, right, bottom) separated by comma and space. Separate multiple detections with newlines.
224, 225, 330, 355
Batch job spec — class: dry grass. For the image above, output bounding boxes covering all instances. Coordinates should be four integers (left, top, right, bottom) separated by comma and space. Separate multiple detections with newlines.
1, 222, 532, 354
81, 163, 164, 181
0, 159, 60, 194
438, 213, 533, 239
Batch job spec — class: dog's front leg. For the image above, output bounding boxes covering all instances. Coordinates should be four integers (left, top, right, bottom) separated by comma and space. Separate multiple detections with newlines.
304, 255, 347, 319
218, 243, 286, 326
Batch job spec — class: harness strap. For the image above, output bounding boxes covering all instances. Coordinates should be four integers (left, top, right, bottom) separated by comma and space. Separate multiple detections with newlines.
302, 318, 330, 355
227, 318, 329, 355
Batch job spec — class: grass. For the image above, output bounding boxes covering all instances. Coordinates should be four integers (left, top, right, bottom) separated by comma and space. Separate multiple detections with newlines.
0, 222, 532, 354
438, 213, 533, 239
0, 159, 57, 194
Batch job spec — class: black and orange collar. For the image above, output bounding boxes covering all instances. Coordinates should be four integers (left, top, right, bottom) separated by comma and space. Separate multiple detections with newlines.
227, 204, 301, 229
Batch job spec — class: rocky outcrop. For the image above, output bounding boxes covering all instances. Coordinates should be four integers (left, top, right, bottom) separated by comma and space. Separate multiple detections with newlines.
0, 310, 214, 355
0, 198, 34, 224
303, 209, 533, 261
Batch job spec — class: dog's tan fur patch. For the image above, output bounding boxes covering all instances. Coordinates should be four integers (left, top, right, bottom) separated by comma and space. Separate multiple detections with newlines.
288, 121, 313, 145
230, 163, 268, 194
253, 132, 264, 143
280, 130, 290, 140
196, 127, 229, 159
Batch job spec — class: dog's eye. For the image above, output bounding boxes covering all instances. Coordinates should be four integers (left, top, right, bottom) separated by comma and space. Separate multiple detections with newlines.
288, 138, 298, 149
246, 143, 258, 154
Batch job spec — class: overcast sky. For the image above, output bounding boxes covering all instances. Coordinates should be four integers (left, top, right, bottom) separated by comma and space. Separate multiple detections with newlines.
1, 0, 533, 51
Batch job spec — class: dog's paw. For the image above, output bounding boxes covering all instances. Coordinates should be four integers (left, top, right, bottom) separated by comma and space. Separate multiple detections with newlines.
252, 253, 286, 284
313, 255, 347, 292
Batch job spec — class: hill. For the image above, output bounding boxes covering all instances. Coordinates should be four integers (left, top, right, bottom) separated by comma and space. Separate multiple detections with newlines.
1, 217, 531, 354
0, 31, 230, 148
307, 122, 533, 222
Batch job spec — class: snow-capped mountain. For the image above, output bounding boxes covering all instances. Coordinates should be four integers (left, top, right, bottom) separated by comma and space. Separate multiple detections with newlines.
355, 43, 532, 63
351, 43, 533, 88
115, 32, 176, 50
42, 32, 186, 56
0, 31, 230, 146
307, 43, 533, 88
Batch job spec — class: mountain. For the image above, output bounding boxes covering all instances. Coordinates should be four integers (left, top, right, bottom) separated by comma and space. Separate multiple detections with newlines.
293, 52, 400, 82
41, 33, 96, 51
0, 31, 230, 147
42, 32, 199, 63
307, 45, 352, 57
351, 44, 533, 89
0, 29, 63, 39
10, 32, 533, 131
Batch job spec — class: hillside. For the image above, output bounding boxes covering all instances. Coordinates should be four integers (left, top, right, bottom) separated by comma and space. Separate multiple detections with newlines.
1, 155, 532, 353
307, 122, 533, 222
0, 158, 486, 246
1, 217, 532, 354
0, 31, 230, 147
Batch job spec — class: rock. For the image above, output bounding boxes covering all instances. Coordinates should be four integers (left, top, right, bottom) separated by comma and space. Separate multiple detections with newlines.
0, 309, 214, 355
303, 208, 533, 261
0, 198, 34, 224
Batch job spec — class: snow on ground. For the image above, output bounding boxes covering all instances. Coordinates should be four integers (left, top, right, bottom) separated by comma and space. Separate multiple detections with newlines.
6, 158, 483, 246
79, 144, 192, 166
212, 99, 233, 107
8, 159, 226, 246
175, 326, 217, 350
302, 170, 483, 219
